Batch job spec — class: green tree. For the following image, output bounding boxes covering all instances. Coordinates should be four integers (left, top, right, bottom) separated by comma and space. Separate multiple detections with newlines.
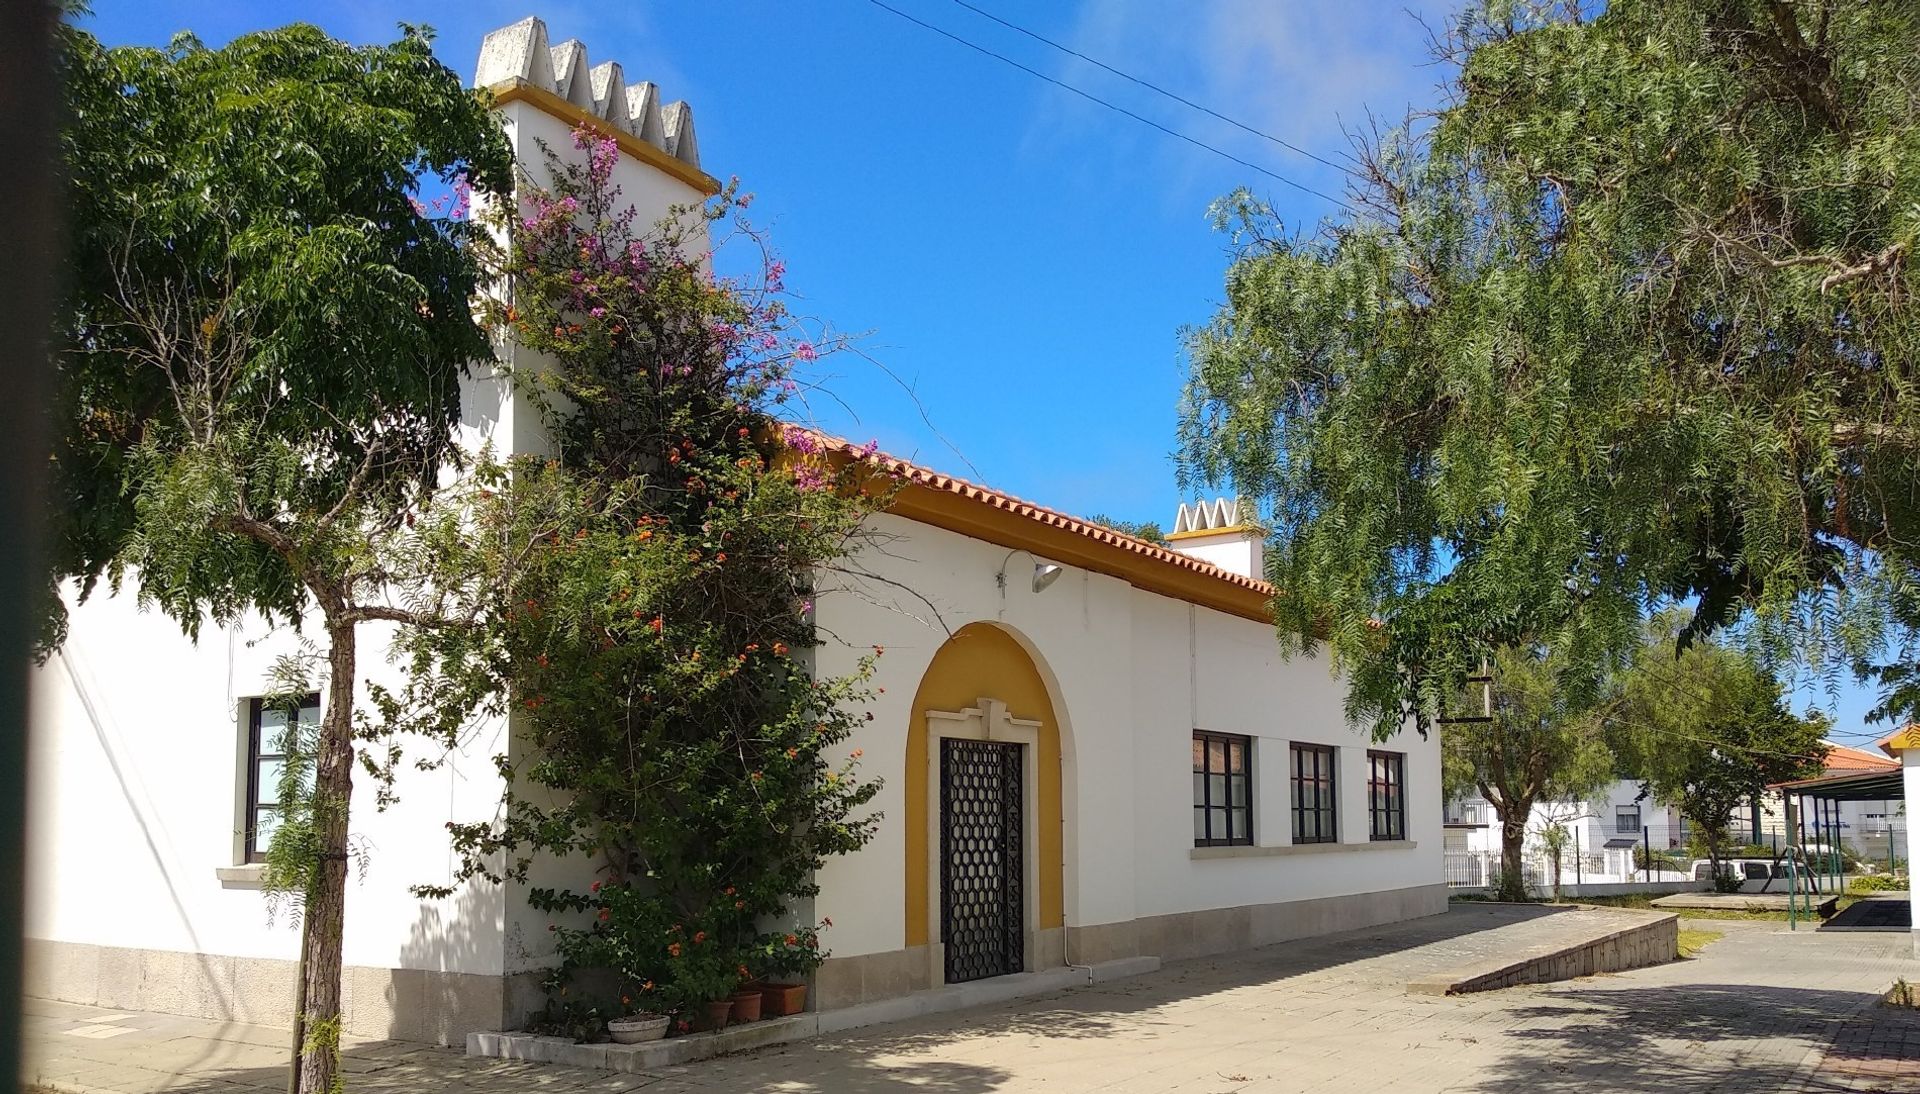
1616, 621, 1828, 880
1444, 645, 1613, 901
1179, 0, 1920, 735
391, 130, 883, 1029
1536, 813, 1572, 902
52, 23, 511, 1092
1086, 513, 1167, 545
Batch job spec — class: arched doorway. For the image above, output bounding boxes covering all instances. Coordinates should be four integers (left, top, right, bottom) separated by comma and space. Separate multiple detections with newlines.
904, 622, 1065, 985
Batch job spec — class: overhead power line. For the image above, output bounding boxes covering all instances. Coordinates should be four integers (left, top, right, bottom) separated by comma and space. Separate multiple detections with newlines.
947, 0, 1356, 175
861, 0, 1354, 212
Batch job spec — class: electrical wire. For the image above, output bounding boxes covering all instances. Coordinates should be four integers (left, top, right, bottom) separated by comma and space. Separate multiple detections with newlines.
947, 0, 1357, 174
861, 0, 1355, 212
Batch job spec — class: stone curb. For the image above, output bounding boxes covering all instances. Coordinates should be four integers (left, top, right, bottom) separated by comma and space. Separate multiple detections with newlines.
466, 955, 1163, 1072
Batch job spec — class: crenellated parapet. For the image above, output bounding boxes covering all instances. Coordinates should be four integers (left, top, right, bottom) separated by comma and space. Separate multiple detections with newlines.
474, 16, 712, 191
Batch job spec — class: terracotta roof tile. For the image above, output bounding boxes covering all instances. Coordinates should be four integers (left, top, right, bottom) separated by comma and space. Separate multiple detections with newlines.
803, 430, 1274, 598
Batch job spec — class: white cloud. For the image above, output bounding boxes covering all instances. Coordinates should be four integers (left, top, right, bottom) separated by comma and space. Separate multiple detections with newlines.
1019, 0, 1456, 213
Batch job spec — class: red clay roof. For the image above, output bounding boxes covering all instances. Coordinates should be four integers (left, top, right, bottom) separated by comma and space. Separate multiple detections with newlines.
1825, 741, 1899, 772
805, 431, 1275, 598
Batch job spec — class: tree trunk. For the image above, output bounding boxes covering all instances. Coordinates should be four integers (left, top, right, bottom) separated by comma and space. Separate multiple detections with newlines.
1498, 813, 1530, 901
296, 618, 357, 1094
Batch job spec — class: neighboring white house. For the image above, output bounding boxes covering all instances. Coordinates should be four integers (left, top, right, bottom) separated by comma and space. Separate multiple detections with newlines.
23, 16, 1443, 1046
1444, 781, 1691, 888
1444, 740, 1910, 890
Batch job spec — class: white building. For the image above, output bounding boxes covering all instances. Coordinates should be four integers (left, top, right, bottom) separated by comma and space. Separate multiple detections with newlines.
1444, 781, 1691, 889
23, 16, 1442, 1045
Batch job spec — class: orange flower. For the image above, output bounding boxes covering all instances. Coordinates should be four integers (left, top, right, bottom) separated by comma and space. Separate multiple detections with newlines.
750, 770, 763, 782
784, 934, 798, 947
715, 552, 728, 562
668, 942, 682, 957
785, 747, 798, 760
745, 643, 759, 652
851, 748, 863, 759
650, 617, 664, 632
734, 900, 744, 910
693, 931, 707, 943
772, 642, 790, 656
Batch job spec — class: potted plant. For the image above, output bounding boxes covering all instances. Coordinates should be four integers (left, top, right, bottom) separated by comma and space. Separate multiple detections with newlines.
606, 980, 669, 1044
665, 933, 745, 1034
755, 924, 825, 1017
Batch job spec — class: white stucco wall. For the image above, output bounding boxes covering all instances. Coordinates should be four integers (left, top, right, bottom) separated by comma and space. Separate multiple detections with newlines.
24, 99, 711, 982
26, 591, 512, 976
810, 511, 1441, 960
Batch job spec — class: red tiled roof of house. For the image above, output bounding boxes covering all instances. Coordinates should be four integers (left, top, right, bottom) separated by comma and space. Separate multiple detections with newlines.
1825, 741, 1899, 772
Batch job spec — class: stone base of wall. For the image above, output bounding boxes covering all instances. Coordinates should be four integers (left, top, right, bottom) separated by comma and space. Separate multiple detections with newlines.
1068, 882, 1450, 966
816, 883, 1448, 1011
22, 937, 537, 1046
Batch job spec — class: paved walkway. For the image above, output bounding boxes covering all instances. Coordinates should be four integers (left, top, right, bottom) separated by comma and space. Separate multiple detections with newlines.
23, 907, 1920, 1093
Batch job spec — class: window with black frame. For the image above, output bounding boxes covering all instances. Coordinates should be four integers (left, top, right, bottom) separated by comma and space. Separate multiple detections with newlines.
1192, 731, 1252, 846
1289, 743, 1336, 844
245, 694, 321, 863
1367, 750, 1406, 841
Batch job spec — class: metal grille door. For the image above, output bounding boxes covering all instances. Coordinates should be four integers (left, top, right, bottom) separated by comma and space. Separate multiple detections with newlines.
940, 738, 1024, 983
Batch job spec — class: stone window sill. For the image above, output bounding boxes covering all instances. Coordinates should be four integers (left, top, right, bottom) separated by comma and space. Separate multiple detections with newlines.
215, 864, 266, 889
1191, 839, 1418, 861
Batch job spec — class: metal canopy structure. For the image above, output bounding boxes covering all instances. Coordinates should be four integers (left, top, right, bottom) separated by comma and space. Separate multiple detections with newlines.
1767, 757, 1908, 929
1773, 767, 1906, 803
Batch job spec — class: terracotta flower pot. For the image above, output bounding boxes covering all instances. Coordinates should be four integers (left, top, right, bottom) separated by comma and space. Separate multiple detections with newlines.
760, 982, 807, 1017
728, 989, 764, 1023
699, 998, 735, 1032
607, 1014, 668, 1044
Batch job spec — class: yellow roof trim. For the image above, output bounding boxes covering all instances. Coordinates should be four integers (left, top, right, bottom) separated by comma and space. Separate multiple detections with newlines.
1879, 725, 1920, 755
888, 483, 1275, 623
786, 430, 1277, 625
1166, 525, 1258, 542
485, 80, 723, 197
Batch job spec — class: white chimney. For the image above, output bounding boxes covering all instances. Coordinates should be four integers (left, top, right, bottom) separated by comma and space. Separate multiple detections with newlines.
1166, 498, 1265, 580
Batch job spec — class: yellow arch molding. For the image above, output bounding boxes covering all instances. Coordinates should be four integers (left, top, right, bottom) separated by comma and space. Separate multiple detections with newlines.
905, 622, 1064, 947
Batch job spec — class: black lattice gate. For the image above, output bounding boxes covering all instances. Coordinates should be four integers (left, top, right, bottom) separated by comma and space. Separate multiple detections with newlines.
939, 737, 1025, 983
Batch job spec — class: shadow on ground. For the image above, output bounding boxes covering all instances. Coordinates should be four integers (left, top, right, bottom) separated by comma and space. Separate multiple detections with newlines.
1469, 982, 1920, 1093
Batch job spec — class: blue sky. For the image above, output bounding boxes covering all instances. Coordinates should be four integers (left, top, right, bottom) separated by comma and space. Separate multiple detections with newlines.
81, 0, 1892, 742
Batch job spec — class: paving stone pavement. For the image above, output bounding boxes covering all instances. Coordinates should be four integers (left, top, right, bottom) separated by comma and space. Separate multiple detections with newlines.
22, 906, 1920, 1093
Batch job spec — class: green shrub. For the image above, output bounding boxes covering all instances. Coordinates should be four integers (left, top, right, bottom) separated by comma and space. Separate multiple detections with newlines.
1849, 874, 1910, 894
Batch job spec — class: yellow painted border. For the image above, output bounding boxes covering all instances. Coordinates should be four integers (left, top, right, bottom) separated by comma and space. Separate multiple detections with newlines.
485, 79, 723, 196
1165, 525, 1257, 542
886, 483, 1274, 624
905, 623, 1064, 947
